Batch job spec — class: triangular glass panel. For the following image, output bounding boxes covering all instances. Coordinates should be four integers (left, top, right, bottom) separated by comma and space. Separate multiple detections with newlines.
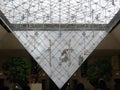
12, 30, 107, 88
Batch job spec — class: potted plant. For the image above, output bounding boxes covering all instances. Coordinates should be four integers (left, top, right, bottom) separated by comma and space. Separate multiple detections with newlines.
87, 59, 112, 90
2, 57, 31, 90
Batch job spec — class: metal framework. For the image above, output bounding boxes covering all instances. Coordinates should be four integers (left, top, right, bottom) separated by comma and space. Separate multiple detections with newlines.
0, 0, 120, 24
0, 0, 120, 89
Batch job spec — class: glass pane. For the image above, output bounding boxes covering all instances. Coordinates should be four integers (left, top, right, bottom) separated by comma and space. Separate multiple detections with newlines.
1, 0, 120, 24
13, 30, 107, 88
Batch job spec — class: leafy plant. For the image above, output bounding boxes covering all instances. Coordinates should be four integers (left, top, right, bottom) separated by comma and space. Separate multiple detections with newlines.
2, 57, 31, 87
87, 59, 112, 88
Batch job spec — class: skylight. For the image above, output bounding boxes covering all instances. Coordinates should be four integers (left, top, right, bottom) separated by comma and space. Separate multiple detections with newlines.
0, 0, 120, 24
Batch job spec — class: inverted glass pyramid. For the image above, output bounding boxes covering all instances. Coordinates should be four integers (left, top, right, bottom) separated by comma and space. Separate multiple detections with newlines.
13, 30, 107, 88
1, 0, 119, 88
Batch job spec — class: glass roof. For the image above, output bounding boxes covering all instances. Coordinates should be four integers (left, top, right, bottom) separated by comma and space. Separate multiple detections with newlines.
0, 0, 120, 24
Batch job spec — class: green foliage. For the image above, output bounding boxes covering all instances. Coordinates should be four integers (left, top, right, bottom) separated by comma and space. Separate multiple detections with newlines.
87, 59, 112, 87
2, 57, 31, 87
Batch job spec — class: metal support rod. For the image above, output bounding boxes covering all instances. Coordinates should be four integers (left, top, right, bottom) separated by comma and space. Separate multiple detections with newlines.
49, 39, 52, 67
68, 39, 71, 66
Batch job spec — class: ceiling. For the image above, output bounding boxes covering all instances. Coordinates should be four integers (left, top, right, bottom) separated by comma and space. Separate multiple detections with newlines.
1, 0, 120, 24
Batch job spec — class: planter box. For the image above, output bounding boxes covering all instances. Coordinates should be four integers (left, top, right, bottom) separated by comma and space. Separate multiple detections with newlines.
30, 83, 42, 90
